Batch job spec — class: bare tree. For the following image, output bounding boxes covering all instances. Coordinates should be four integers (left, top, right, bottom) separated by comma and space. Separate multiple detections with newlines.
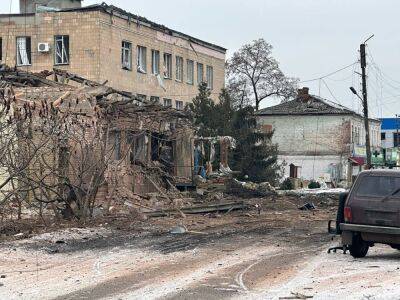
227, 39, 298, 110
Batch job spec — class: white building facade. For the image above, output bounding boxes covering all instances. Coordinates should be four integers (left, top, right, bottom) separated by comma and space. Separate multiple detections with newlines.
257, 88, 381, 186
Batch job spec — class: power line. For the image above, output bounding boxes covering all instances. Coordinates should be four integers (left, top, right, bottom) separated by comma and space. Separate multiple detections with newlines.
299, 62, 358, 83
321, 79, 340, 104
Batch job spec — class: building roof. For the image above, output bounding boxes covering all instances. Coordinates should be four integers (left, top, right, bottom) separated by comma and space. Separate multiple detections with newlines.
380, 118, 399, 130
257, 94, 359, 116
256, 92, 379, 122
0, 2, 226, 54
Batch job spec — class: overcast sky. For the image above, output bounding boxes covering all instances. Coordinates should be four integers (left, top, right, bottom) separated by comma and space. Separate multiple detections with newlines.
1, 0, 399, 117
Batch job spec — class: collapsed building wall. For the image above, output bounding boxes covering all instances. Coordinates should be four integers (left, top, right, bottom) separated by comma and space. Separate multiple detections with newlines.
0, 68, 195, 217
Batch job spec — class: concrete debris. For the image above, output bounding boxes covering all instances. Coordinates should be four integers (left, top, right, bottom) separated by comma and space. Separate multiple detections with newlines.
229, 179, 276, 197
170, 225, 187, 234
298, 202, 316, 211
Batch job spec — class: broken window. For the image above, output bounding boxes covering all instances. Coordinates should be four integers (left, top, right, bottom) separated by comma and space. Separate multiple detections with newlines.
176, 56, 183, 82
137, 94, 146, 101
121, 41, 132, 70
163, 98, 172, 107
175, 100, 183, 110
206, 65, 214, 89
187, 59, 194, 85
16, 36, 31, 66
150, 96, 160, 103
128, 132, 147, 163
137, 45, 147, 73
197, 63, 204, 84
54, 35, 69, 65
151, 50, 160, 75
163, 53, 172, 79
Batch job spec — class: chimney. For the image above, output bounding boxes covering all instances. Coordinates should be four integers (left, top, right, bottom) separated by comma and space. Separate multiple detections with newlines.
297, 87, 311, 101
20, 0, 82, 14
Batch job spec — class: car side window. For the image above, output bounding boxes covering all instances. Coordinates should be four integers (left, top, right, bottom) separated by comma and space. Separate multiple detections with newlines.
355, 176, 400, 198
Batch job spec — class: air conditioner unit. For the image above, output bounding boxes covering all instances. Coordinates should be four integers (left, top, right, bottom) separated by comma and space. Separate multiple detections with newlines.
38, 43, 50, 53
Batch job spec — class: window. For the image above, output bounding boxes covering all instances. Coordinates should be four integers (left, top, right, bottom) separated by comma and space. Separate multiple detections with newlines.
356, 176, 400, 198
0, 38, 2, 61
187, 60, 194, 84
121, 41, 132, 70
137, 46, 147, 73
206, 66, 214, 89
197, 63, 204, 84
16, 36, 31, 66
137, 94, 147, 101
175, 100, 183, 110
163, 98, 172, 107
151, 50, 160, 75
163, 53, 172, 79
150, 96, 160, 103
394, 133, 400, 147
55, 35, 69, 65
176, 56, 183, 82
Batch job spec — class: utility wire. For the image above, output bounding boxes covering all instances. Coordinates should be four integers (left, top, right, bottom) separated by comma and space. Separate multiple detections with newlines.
321, 79, 340, 104
299, 62, 358, 83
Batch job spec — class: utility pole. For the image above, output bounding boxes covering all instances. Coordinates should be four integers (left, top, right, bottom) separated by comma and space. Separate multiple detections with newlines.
360, 42, 372, 169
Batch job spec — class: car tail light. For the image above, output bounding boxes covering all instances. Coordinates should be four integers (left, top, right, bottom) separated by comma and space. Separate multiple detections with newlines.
344, 206, 352, 222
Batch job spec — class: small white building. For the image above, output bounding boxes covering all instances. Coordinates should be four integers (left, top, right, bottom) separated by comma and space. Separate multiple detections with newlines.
257, 88, 381, 186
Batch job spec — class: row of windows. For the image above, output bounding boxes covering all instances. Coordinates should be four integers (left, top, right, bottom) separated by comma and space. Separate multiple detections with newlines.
0, 35, 215, 90
121, 41, 214, 89
2, 35, 71, 66
143, 95, 184, 110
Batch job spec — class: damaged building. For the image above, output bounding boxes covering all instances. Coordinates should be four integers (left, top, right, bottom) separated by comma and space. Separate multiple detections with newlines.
0, 68, 199, 215
256, 87, 381, 186
0, 68, 237, 218
0, 0, 226, 106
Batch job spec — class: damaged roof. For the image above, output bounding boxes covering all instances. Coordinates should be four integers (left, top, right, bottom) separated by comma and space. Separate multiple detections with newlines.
256, 93, 375, 120
1, 2, 226, 54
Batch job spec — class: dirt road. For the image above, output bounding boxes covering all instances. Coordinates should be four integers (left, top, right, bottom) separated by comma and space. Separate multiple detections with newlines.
1, 198, 400, 300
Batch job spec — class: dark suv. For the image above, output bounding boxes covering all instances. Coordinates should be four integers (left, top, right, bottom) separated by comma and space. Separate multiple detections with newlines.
339, 170, 400, 258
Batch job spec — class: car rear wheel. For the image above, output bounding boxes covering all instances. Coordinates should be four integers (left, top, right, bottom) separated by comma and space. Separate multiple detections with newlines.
349, 235, 369, 258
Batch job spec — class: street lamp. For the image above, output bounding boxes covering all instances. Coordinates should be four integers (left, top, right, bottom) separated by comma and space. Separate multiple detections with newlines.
350, 87, 362, 101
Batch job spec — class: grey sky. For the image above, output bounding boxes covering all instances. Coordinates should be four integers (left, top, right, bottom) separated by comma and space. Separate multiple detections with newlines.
1, 0, 399, 117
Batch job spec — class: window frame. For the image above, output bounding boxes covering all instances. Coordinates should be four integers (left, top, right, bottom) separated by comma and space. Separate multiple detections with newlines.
163, 98, 172, 107
150, 96, 160, 103
16, 36, 32, 66
197, 62, 204, 85
121, 40, 133, 71
175, 100, 184, 110
163, 53, 172, 79
151, 49, 160, 75
54, 35, 70, 65
175, 56, 183, 82
187, 59, 194, 85
137, 45, 147, 73
206, 65, 214, 89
